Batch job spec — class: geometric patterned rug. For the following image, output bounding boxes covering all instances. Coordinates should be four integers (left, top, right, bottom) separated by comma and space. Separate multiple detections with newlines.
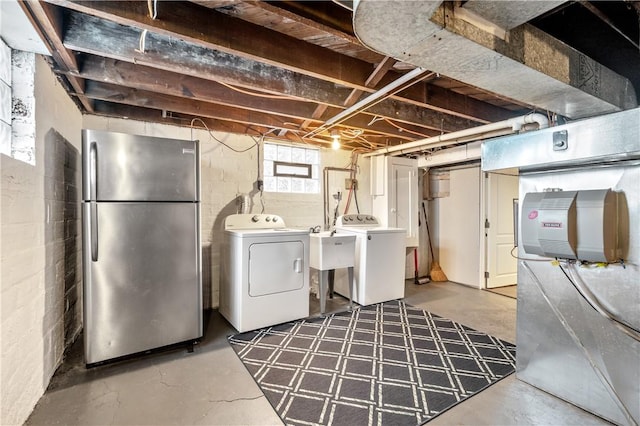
228, 300, 516, 425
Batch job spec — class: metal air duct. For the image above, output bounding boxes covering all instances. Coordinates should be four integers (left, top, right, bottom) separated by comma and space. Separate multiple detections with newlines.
353, 0, 637, 119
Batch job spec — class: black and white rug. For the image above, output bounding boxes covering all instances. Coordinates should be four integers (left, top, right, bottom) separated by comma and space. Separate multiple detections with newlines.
228, 300, 516, 426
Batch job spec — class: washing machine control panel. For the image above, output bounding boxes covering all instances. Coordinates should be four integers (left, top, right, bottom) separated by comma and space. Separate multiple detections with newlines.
337, 214, 379, 226
226, 214, 285, 229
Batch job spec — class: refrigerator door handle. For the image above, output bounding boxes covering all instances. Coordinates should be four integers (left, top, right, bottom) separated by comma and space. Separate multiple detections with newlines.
91, 202, 98, 261
90, 142, 98, 200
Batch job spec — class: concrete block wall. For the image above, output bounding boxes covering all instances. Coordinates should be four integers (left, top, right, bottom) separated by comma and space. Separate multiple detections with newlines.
1, 55, 82, 425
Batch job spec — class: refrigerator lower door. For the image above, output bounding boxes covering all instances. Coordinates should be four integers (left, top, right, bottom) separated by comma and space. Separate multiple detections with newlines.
83, 202, 202, 364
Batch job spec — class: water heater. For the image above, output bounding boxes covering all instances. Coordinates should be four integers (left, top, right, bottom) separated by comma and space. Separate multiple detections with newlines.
521, 189, 620, 262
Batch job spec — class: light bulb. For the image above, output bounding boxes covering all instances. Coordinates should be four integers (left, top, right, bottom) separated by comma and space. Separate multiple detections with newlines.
330, 130, 340, 150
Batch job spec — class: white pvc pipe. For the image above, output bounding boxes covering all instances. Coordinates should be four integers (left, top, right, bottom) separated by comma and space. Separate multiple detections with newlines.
363, 112, 549, 157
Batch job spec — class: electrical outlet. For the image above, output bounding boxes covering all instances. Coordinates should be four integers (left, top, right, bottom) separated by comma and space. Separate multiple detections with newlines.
345, 178, 358, 190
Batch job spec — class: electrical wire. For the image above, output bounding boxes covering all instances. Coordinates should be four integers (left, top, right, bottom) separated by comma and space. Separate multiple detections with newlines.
509, 246, 554, 262
136, 29, 148, 53
558, 262, 640, 340
147, 0, 158, 19
382, 117, 432, 138
216, 80, 297, 100
190, 117, 258, 153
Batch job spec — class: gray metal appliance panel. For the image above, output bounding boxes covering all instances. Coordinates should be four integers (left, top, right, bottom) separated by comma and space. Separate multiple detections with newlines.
482, 107, 640, 172
83, 202, 202, 364
82, 129, 198, 201
516, 166, 639, 425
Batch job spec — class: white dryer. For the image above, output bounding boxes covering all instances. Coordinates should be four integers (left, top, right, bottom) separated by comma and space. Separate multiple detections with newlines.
333, 214, 406, 306
220, 214, 309, 332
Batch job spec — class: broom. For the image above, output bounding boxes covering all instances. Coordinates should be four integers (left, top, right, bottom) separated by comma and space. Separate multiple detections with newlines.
423, 202, 448, 282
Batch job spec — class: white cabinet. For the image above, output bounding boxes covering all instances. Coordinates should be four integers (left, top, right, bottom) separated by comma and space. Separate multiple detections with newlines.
370, 156, 419, 247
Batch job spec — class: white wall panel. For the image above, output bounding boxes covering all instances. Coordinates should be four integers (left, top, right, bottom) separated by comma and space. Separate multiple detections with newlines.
434, 166, 481, 287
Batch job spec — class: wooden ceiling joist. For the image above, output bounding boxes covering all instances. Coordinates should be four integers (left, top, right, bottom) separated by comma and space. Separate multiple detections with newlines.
15, 0, 557, 151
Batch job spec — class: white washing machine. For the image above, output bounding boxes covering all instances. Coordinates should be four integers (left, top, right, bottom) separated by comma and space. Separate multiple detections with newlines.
333, 214, 406, 306
220, 214, 309, 332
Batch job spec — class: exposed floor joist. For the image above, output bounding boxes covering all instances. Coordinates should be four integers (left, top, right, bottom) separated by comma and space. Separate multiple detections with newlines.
19, 1, 638, 151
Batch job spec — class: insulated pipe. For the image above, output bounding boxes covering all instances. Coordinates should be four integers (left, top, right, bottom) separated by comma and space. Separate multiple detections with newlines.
363, 112, 549, 157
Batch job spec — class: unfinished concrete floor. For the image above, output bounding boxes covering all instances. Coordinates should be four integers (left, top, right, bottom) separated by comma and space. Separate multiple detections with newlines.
26, 281, 610, 425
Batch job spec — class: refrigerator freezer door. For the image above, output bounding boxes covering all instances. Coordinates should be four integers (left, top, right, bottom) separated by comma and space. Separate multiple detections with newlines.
83, 202, 202, 364
82, 129, 198, 202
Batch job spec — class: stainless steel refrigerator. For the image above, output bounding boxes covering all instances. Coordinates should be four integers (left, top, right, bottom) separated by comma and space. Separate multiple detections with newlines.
82, 129, 202, 365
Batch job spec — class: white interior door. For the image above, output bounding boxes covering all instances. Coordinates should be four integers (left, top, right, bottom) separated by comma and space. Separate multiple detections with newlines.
436, 166, 481, 287
485, 173, 518, 288
390, 162, 418, 246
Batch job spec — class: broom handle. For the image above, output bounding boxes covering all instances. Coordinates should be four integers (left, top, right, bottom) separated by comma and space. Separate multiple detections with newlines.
422, 202, 435, 260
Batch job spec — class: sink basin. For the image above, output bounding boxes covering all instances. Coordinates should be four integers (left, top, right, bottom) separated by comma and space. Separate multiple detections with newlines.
309, 232, 356, 270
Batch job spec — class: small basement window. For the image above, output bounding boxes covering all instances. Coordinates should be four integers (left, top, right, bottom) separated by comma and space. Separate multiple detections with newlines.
1, 41, 36, 165
263, 142, 319, 193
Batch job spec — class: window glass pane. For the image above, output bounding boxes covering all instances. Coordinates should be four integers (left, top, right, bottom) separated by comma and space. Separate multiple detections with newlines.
305, 179, 319, 194
291, 178, 305, 193
305, 149, 319, 164
274, 162, 311, 178
311, 164, 319, 180
277, 145, 291, 162
264, 143, 277, 160
264, 160, 274, 177
264, 176, 277, 192
277, 177, 291, 192
291, 147, 305, 163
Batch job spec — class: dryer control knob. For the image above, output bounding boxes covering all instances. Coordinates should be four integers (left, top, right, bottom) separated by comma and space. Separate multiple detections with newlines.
251, 215, 260, 223
272, 217, 278, 222
265, 216, 271, 222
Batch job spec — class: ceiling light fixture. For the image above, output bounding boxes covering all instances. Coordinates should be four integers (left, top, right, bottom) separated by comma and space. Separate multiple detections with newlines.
331, 130, 341, 150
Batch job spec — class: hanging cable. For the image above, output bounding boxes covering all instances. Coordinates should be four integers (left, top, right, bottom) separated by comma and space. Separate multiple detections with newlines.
136, 29, 148, 53
217, 80, 297, 100
147, 0, 158, 19
382, 117, 432, 138
559, 261, 640, 341
190, 118, 258, 153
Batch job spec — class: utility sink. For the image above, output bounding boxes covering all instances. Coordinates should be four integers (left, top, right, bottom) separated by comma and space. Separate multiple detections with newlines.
309, 232, 356, 270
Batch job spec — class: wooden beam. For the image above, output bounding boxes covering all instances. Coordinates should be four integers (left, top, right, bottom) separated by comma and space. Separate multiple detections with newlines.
73, 55, 318, 120
51, 0, 513, 123
20, 1, 94, 112
343, 56, 397, 107
80, 81, 428, 141
69, 57, 436, 139
62, 11, 478, 132
300, 105, 329, 130
83, 81, 302, 131
92, 101, 401, 150
90, 101, 282, 141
